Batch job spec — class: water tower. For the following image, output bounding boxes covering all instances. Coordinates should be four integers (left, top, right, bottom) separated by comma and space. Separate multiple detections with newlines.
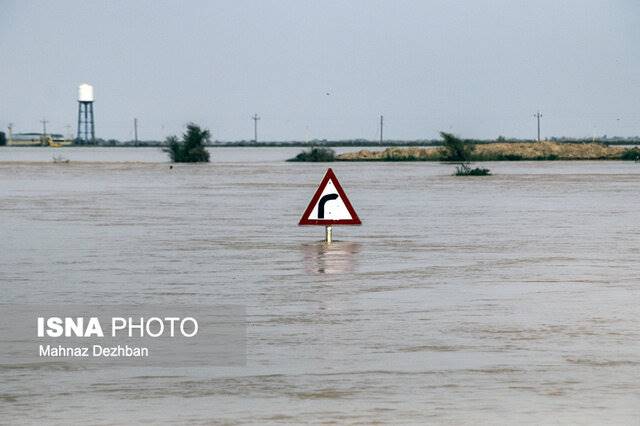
77, 84, 95, 144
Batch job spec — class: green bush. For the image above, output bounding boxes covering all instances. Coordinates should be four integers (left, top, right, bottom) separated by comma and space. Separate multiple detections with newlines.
164, 123, 210, 163
287, 147, 336, 162
620, 147, 640, 161
495, 153, 524, 161
537, 154, 559, 160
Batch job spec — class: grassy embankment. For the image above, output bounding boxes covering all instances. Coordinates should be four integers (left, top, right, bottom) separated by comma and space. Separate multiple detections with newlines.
336, 142, 640, 161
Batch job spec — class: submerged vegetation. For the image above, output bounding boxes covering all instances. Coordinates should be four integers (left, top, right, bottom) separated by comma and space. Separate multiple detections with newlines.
454, 163, 491, 176
164, 123, 210, 163
287, 147, 336, 162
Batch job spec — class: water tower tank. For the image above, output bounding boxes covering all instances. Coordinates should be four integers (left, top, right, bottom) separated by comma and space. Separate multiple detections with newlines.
78, 84, 95, 102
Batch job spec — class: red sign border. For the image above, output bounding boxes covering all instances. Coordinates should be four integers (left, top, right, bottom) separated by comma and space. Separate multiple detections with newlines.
299, 168, 362, 226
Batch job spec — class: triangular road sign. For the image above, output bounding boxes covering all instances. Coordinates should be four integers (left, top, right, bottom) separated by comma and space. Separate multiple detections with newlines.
299, 168, 361, 225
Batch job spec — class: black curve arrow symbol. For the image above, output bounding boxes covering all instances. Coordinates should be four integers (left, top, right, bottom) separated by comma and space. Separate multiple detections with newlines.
318, 194, 339, 219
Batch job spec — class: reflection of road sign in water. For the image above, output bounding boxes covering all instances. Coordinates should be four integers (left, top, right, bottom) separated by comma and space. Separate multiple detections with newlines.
299, 168, 361, 225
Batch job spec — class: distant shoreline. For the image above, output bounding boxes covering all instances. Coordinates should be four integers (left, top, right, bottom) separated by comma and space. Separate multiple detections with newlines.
334, 142, 640, 162
2, 139, 640, 149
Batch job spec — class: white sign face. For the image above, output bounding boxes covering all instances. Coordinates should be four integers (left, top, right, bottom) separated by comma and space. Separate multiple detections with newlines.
299, 168, 361, 226
306, 180, 353, 221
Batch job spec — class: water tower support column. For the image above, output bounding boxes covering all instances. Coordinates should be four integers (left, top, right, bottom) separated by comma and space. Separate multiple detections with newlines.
76, 83, 96, 144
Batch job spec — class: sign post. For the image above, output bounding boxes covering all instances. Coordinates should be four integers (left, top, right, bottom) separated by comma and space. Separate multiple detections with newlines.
299, 168, 361, 243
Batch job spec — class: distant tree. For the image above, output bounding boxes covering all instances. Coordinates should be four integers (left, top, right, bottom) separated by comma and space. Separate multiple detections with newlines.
0, 131, 6, 146
164, 123, 210, 163
440, 132, 474, 162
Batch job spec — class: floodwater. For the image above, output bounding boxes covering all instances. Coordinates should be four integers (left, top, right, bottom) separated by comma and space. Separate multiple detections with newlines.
1, 148, 639, 424
0, 146, 387, 163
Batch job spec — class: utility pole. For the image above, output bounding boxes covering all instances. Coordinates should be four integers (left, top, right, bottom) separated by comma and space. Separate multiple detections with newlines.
252, 113, 260, 143
40, 118, 49, 137
380, 115, 384, 144
8, 123, 13, 144
134, 118, 139, 145
534, 111, 542, 142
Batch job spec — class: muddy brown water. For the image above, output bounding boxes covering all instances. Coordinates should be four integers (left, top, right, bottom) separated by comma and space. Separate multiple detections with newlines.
1, 148, 639, 423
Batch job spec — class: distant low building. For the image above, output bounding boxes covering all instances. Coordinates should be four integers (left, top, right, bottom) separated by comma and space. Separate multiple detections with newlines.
9, 133, 73, 147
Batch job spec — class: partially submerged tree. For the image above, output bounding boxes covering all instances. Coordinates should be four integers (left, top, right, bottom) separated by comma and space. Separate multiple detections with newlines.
164, 123, 210, 163
440, 132, 475, 162
441, 132, 491, 176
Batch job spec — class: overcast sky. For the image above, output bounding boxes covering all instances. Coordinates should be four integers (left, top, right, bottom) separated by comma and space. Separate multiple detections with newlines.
1, 0, 639, 141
